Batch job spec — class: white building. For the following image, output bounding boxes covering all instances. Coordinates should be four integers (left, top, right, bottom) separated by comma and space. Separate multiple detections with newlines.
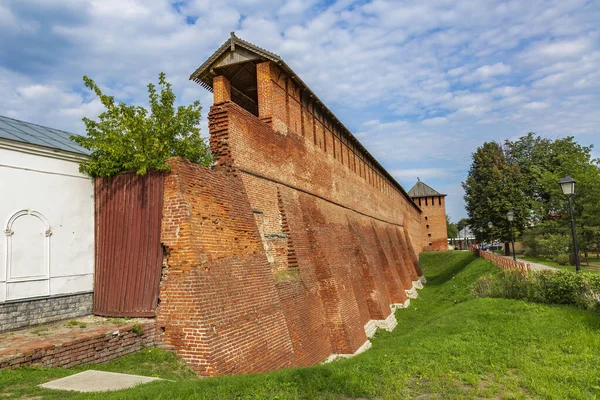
449, 226, 477, 250
0, 115, 94, 331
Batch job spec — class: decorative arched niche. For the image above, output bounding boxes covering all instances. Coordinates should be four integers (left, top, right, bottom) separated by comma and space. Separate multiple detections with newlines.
3, 209, 52, 299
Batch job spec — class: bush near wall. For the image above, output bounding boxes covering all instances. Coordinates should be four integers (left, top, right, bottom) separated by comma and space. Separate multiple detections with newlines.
521, 231, 572, 265
473, 269, 600, 310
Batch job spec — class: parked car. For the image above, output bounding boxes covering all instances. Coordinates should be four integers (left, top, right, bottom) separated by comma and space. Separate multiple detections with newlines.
481, 243, 502, 251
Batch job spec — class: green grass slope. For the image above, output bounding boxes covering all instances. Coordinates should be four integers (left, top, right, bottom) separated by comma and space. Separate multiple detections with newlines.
2, 252, 600, 399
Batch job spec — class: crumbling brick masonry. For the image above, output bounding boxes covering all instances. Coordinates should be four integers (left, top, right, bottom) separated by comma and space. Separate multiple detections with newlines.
154, 35, 425, 376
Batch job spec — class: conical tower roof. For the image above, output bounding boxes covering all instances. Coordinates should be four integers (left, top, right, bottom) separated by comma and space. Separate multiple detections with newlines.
407, 179, 446, 198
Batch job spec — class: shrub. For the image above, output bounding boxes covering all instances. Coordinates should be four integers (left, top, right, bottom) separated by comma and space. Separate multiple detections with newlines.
65, 320, 87, 328
473, 269, 600, 310
132, 323, 144, 335
522, 231, 571, 260
552, 253, 570, 265
71, 73, 214, 177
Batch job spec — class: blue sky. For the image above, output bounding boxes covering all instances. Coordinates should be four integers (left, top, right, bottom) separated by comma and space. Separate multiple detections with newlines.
1, 0, 599, 220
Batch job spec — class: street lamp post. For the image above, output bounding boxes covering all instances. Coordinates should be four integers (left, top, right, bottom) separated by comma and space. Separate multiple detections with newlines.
506, 211, 516, 261
487, 221, 493, 251
560, 175, 581, 273
479, 227, 483, 249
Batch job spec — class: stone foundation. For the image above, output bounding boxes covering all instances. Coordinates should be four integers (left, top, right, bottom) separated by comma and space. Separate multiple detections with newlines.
0, 292, 92, 332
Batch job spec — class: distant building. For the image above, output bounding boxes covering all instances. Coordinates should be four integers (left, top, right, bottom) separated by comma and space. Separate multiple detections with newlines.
408, 179, 448, 251
0, 115, 94, 331
454, 226, 476, 250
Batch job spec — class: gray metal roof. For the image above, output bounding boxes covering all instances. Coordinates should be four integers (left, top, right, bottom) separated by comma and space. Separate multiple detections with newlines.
0, 115, 88, 155
407, 180, 446, 198
191, 33, 419, 211
458, 226, 475, 239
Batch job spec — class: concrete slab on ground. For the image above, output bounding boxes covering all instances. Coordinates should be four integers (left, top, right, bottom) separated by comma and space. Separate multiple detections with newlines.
39, 370, 162, 392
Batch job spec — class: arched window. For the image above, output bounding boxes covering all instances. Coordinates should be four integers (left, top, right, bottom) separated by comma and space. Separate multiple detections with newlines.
3, 210, 51, 301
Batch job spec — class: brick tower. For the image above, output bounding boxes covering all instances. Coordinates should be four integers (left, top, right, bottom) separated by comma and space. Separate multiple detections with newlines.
408, 179, 448, 251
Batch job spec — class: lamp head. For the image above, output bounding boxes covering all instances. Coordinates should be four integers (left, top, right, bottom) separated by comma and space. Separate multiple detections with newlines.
559, 175, 575, 196
506, 211, 514, 222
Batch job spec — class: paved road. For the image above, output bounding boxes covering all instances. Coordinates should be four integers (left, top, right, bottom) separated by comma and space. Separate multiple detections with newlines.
499, 255, 557, 271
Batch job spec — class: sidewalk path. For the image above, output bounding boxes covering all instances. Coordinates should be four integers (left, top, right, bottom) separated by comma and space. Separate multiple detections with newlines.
499, 255, 557, 271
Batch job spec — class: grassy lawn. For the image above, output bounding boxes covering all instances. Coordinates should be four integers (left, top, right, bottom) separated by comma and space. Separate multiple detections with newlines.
517, 254, 600, 273
2, 252, 600, 399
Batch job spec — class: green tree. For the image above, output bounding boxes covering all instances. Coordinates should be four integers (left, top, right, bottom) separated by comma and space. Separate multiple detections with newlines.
466, 133, 600, 262
71, 72, 214, 177
447, 215, 458, 239
462, 141, 528, 249
504, 132, 553, 220
529, 136, 600, 260
457, 218, 469, 232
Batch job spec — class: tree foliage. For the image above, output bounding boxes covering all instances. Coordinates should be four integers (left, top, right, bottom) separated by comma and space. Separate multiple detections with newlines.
463, 132, 600, 255
505, 134, 600, 256
71, 72, 214, 177
462, 141, 528, 243
457, 218, 469, 232
447, 215, 458, 239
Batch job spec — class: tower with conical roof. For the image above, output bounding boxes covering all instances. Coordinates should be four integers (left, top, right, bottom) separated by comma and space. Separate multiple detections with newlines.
408, 178, 448, 251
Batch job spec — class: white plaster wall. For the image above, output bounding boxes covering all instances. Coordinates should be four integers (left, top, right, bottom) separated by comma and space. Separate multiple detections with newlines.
0, 146, 94, 302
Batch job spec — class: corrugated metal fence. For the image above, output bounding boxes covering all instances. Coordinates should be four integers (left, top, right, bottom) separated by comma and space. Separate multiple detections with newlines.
94, 171, 164, 317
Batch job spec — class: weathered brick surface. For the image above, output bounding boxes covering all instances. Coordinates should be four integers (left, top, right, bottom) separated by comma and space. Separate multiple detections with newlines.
156, 67, 423, 376
0, 322, 154, 369
0, 293, 92, 333
157, 160, 295, 376
413, 196, 448, 251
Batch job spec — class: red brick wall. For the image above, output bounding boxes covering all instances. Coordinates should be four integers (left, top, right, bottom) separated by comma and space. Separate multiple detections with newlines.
155, 67, 423, 376
413, 196, 448, 251
0, 323, 155, 369
156, 160, 295, 376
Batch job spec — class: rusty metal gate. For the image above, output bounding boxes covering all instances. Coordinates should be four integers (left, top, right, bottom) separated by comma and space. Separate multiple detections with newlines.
93, 171, 164, 317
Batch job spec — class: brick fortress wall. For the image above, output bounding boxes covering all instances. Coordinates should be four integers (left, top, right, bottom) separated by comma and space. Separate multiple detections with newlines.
155, 61, 424, 376
414, 196, 448, 252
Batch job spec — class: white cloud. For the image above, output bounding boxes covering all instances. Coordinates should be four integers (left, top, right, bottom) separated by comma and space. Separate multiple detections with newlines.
523, 37, 594, 63
421, 117, 448, 126
447, 66, 469, 77
523, 101, 550, 110
464, 63, 512, 82
0, 3, 39, 34
0, 0, 598, 220
491, 86, 523, 97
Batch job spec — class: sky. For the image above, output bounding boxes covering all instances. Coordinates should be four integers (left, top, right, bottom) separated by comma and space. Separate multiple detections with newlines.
1, 0, 599, 220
